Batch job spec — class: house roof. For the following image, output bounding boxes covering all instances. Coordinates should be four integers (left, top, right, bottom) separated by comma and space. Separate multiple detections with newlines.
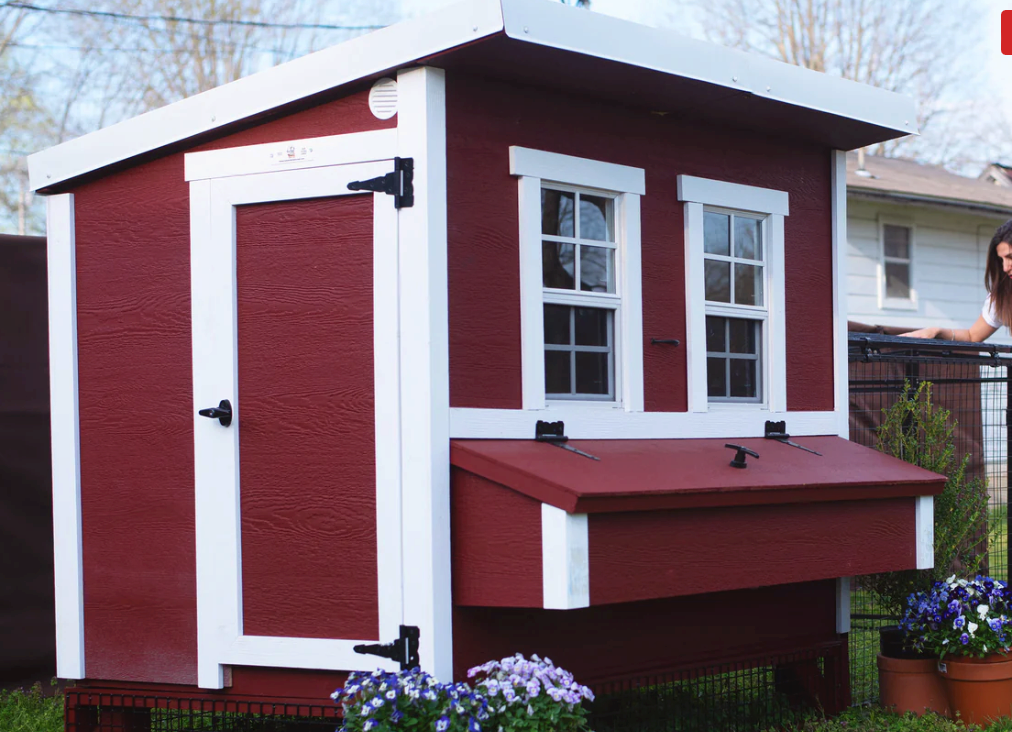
847, 152, 1012, 217
29, 0, 917, 193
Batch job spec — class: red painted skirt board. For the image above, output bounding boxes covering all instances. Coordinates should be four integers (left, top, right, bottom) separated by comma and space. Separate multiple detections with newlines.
588, 498, 915, 605
445, 72, 834, 412
451, 468, 542, 608
71, 88, 391, 684
452, 580, 838, 684
236, 196, 378, 640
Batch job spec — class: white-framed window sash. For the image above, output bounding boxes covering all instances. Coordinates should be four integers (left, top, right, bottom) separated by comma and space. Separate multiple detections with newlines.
679, 175, 788, 414
878, 216, 916, 310
512, 146, 645, 412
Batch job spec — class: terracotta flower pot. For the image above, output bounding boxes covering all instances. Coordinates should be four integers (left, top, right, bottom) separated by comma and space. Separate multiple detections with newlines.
877, 654, 950, 718
938, 654, 1012, 726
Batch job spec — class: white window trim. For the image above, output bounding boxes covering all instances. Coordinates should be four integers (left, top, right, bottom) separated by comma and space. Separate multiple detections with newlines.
878, 215, 917, 311
47, 193, 86, 681
679, 175, 787, 413
512, 146, 645, 411
831, 151, 849, 438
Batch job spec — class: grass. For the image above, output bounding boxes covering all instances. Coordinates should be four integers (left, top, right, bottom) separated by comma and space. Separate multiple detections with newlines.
0, 681, 63, 732
785, 706, 1012, 731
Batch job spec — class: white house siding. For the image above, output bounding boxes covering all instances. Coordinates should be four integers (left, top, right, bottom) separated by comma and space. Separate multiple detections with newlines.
847, 198, 1011, 496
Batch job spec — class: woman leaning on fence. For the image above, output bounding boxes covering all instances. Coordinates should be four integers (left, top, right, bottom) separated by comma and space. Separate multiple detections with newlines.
902, 219, 1012, 341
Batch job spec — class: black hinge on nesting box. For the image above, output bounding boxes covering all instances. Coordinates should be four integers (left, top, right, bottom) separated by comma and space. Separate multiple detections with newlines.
764, 420, 822, 456
347, 157, 414, 208
535, 420, 600, 461
353, 625, 420, 670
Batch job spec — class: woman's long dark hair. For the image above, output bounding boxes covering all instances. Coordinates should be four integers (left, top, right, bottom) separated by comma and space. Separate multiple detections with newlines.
985, 218, 1012, 329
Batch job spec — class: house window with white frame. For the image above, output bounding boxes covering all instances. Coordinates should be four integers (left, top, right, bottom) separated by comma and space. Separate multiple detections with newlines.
678, 174, 788, 413
541, 187, 618, 399
703, 210, 765, 402
882, 223, 913, 303
511, 146, 645, 412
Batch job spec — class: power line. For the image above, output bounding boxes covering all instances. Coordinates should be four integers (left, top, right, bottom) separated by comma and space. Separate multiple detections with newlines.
0, 2, 388, 31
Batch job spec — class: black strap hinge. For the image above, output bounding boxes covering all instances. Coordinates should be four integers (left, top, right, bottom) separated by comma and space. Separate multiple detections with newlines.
535, 420, 599, 461
353, 624, 420, 671
347, 157, 414, 208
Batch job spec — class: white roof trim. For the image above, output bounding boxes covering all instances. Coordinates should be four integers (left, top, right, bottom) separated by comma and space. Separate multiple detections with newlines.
28, 0, 504, 190
29, 0, 917, 192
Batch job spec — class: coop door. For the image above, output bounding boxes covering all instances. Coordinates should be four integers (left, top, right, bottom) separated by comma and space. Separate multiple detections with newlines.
188, 135, 403, 689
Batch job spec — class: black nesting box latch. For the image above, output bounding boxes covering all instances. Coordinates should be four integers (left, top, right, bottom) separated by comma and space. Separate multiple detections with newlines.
535, 420, 600, 461
353, 624, 420, 671
348, 157, 414, 208
764, 420, 822, 456
725, 443, 759, 469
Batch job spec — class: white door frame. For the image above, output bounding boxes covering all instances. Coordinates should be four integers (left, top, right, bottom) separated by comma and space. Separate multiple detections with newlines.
187, 130, 403, 689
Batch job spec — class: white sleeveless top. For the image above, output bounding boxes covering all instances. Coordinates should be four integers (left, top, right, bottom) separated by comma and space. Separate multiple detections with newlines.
983, 295, 1003, 329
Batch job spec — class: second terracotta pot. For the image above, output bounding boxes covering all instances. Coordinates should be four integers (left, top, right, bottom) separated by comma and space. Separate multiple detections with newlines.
878, 654, 950, 718
938, 654, 1012, 726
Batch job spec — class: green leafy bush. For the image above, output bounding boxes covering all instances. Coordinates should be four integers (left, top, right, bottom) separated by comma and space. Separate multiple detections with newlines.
0, 682, 63, 732
866, 381, 995, 617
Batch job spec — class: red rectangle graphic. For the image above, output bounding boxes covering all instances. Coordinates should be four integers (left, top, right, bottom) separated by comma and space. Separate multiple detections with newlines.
1004, 11, 1012, 55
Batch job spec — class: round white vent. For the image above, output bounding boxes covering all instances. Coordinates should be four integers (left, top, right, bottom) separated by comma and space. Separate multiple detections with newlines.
369, 78, 398, 120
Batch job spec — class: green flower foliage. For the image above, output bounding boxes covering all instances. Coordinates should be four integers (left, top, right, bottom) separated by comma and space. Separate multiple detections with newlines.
0, 682, 63, 732
867, 381, 995, 618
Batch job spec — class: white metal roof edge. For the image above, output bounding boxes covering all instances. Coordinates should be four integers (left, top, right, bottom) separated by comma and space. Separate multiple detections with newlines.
28, 0, 505, 191
29, 0, 918, 192
500, 0, 918, 142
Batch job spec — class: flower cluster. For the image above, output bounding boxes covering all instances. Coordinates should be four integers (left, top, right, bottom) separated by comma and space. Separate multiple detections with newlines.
332, 668, 488, 732
901, 575, 1012, 659
467, 654, 594, 732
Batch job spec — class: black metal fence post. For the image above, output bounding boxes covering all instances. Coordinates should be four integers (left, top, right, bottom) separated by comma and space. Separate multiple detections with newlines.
1006, 365, 1011, 584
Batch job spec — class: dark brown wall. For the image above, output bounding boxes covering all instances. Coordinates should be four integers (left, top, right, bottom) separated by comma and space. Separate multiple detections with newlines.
0, 234, 54, 689
446, 74, 835, 412
70, 89, 394, 685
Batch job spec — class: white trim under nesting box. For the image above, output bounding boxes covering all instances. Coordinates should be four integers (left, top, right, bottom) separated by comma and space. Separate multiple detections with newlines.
836, 577, 851, 634
915, 495, 934, 570
47, 193, 86, 681
189, 134, 404, 688
395, 66, 454, 682
512, 146, 645, 412
541, 504, 590, 610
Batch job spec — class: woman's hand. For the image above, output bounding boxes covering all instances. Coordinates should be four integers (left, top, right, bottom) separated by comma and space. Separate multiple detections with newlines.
898, 326, 941, 339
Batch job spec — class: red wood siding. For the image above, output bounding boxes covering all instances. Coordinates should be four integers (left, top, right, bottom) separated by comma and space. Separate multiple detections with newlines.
446, 73, 834, 411
451, 468, 542, 607
236, 196, 378, 640
452, 580, 837, 684
72, 88, 392, 684
589, 498, 915, 605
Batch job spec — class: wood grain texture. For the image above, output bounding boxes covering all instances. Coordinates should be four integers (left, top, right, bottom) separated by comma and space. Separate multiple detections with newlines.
452, 580, 837, 683
588, 498, 915, 605
71, 88, 388, 684
451, 468, 542, 607
445, 73, 834, 411
237, 196, 378, 641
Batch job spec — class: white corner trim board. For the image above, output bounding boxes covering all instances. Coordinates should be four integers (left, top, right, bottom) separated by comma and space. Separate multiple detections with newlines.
836, 577, 851, 634
915, 495, 934, 571
830, 150, 849, 439
47, 193, 86, 681
542, 505, 590, 610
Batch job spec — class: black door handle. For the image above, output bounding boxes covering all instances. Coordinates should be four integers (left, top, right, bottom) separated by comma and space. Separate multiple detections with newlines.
198, 399, 232, 427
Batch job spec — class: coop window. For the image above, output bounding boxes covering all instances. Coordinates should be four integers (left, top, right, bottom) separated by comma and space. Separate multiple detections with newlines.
512, 146, 645, 410
881, 221, 915, 307
678, 175, 788, 412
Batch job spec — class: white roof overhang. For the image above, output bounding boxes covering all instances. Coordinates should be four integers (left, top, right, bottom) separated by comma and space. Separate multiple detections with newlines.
29, 0, 917, 192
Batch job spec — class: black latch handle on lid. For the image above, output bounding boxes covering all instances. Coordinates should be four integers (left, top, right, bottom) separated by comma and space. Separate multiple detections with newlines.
198, 399, 232, 427
725, 443, 758, 469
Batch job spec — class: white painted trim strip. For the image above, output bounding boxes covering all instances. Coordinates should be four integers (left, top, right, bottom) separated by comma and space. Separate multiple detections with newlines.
767, 213, 788, 413
395, 66, 454, 681
541, 505, 590, 610
518, 174, 546, 410
831, 150, 850, 438
47, 193, 85, 681
224, 635, 398, 672
29, 0, 504, 190
677, 175, 789, 216
836, 577, 851, 634
185, 129, 399, 181
683, 202, 707, 413
618, 193, 645, 412
509, 146, 645, 195
450, 407, 839, 439
915, 495, 934, 570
